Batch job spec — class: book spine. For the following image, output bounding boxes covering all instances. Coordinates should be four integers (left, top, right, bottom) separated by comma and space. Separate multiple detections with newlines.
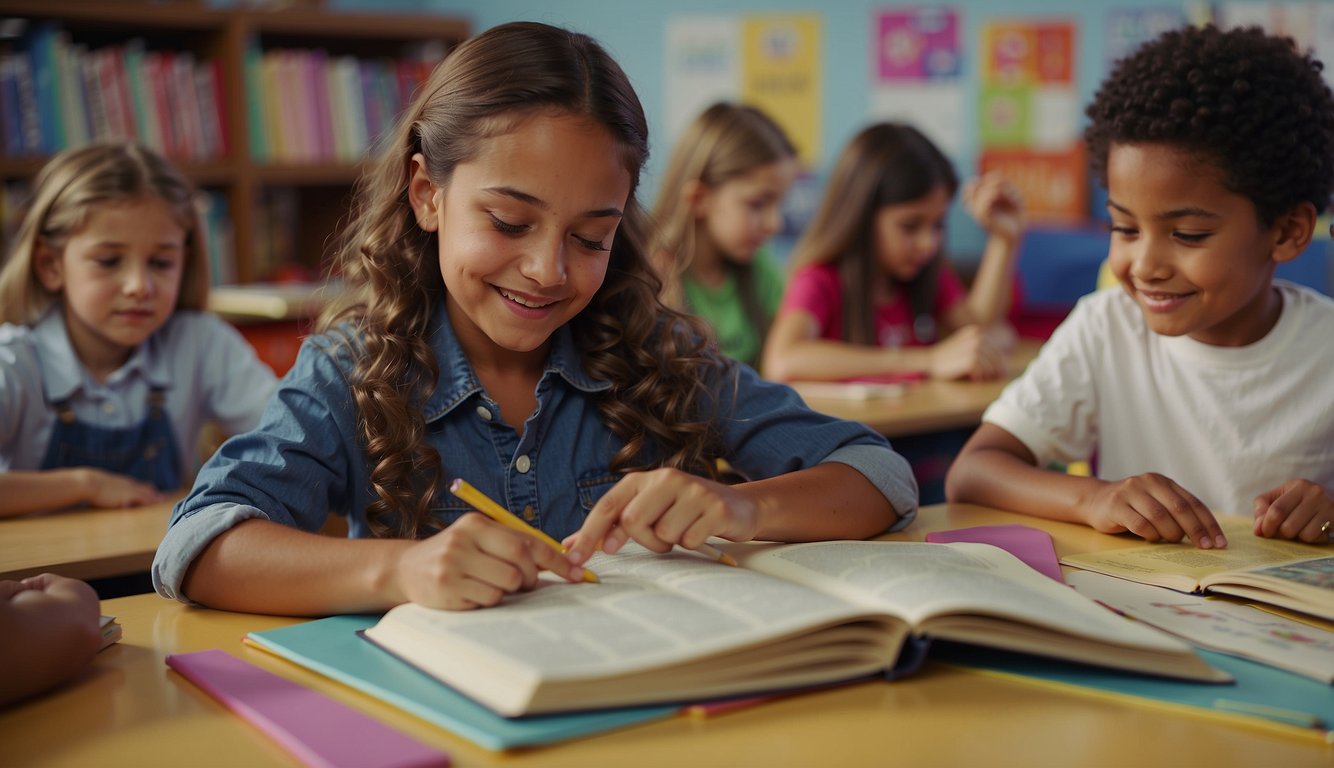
123, 39, 161, 154
14, 53, 41, 154
0, 55, 21, 155
80, 52, 108, 144
309, 49, 333, 161
26, 21, 61, 152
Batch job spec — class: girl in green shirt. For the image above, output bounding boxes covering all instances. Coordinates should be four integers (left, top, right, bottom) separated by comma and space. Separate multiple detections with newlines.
650, 103, 797, 367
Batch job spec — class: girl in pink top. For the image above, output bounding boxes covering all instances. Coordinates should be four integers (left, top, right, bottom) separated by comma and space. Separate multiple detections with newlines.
762, 123, 1025, 382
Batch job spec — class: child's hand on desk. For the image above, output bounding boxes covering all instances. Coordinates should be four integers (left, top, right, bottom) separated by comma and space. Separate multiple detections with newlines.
76, 468, 164, 509
1253, 479, 1334, 544
1082, 473, 1229, 549
564, 468, 759, 564
928, 325, 1006, 381
393, 515, 584, 611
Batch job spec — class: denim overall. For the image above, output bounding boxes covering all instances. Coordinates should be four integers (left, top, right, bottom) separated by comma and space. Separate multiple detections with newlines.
39, 385, 183, 491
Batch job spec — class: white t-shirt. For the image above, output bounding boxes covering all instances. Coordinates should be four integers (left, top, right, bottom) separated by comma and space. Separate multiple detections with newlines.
982, 281, 1334, 517
0, 308, 278, 478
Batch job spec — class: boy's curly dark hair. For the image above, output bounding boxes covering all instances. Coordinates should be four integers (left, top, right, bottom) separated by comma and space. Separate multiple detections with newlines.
1085, 24, 1334, 225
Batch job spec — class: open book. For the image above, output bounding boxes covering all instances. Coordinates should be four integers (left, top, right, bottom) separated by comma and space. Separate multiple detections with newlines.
362, 540, 1225, 717
1060, 518, 1333, 621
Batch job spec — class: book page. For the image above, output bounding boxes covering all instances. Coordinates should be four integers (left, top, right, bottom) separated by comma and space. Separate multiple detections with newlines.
1061, 518, 1328, 592
371, 544, 886, 681
741, 540, 1183, 650
1203, 556, 1334, 621
1066, 570, 1334, 684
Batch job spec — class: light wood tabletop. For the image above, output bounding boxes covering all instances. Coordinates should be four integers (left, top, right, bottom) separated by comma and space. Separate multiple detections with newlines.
2, 503, 1329, 767
791, 339, 1041, 438
0, 498, 177, 581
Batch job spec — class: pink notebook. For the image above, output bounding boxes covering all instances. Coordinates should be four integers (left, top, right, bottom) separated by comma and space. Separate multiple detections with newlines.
166, 649, 450, 768
925, 524, 1065, 583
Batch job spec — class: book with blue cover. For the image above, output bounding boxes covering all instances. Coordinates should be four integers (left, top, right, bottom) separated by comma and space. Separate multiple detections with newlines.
245, 615, 676, 751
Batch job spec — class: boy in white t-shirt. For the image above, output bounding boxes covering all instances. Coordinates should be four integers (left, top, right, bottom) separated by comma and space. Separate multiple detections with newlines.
945, 25, 1334, 549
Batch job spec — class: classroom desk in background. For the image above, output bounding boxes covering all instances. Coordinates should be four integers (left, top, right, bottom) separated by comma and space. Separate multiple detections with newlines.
2, 503, 1327, 768
0, 498, 177, 582
792, 339, 1041, 438
0, 498, 348, 583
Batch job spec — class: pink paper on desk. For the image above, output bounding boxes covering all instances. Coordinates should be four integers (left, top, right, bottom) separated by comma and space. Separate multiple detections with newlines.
925, 524, 1065, 583
166, 649, 449, 768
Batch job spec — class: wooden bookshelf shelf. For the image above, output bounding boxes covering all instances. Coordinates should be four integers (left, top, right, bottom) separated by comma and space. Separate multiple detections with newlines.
0, 1, 469, 284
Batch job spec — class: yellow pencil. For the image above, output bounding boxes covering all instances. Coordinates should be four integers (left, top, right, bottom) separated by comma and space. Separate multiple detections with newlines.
449, 478, 599, 583
693, 542, 739, 567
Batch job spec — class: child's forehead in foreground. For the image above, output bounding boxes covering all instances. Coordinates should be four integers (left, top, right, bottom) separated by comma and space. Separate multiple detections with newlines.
1106, 143, 1243, 209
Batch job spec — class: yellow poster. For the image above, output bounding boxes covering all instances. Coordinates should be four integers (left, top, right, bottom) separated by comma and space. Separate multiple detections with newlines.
740, 15, 822, 166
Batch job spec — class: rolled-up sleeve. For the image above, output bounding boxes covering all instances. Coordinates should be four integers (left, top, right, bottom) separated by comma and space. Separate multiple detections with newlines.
152, 335, 365, 603
717, 363, 919, 531
152, 502, 268, 601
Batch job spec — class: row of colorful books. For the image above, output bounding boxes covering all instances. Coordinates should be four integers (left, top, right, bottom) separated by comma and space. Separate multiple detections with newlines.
0, 22, 226, 162
245, 47, 434, 164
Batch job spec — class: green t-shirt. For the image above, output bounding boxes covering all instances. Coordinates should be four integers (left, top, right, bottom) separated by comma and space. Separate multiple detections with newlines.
682, 249, 785, 367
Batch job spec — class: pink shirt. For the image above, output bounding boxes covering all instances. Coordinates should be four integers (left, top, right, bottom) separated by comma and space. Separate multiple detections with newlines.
780, 261, 967, 347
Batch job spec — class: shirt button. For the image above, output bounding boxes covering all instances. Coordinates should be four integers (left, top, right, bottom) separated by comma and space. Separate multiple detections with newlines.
475, 406, 492, 421
522, 505, 536, 522
103, 403, 116, 414
515, 455, 531, 473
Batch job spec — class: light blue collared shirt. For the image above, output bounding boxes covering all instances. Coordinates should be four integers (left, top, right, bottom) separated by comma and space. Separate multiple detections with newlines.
0, 308, 278, 478
154, 303, 918, 602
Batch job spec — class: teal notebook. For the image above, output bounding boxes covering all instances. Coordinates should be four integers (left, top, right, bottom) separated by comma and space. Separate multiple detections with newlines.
935, 642, 1333, 742
245, 615, 676, 751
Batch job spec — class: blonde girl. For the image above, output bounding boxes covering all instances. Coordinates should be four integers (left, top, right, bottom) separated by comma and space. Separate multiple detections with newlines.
762, 123, 1025, 383
0, 143, 276, 516
650, 103, 797, 366
154, 22, 917, 615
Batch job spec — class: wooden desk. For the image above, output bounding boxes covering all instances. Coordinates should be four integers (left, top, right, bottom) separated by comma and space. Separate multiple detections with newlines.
793, 339, 1041, 438
2, 504, 1328, 767
0, 499, 175, 581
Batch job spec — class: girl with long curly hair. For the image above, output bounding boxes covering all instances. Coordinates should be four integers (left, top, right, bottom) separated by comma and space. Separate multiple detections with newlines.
153, 22, 917, 614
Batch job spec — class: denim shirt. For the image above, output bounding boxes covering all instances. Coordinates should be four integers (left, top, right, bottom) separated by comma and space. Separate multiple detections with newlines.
153, 304, 918, 601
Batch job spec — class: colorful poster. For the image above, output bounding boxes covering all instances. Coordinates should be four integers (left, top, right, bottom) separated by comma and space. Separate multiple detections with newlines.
876, 7, 960, 79
979, 146, 1088, 224
869, 7, 965, 156
664, 14, 822, 167
664, 17, 740, 151
978, 18, 1083, 222
740, 15, 822, 166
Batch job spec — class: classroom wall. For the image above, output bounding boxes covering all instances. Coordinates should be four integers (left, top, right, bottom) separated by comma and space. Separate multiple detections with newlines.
330, 0, 1333, 297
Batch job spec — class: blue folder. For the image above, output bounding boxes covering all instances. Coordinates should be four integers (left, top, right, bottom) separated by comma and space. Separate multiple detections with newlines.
933, 641, 1333, 741
245, 615, 677, 751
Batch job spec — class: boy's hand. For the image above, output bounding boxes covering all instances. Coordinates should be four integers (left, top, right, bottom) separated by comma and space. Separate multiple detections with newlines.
1083, 473, 1228, 548
1253, 480, 1334, 544
395, 514, 583, 611
564, 468, 758, 564
963, 172, 1025, 243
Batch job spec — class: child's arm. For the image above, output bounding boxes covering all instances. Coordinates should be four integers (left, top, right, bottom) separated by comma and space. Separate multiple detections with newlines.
0, 469, 163, 517
179, 515, 586, 615
563, 462, 895, 564
0, 574, 102, 706
946, 172, 1024, 330
1253, 480, 1334, 543
762, 309, 935, 381
763, 309, 1005, 382
946, 423, 1228, 549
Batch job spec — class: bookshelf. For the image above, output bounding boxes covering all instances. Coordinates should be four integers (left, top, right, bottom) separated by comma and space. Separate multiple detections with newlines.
0, 1, 469, 285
